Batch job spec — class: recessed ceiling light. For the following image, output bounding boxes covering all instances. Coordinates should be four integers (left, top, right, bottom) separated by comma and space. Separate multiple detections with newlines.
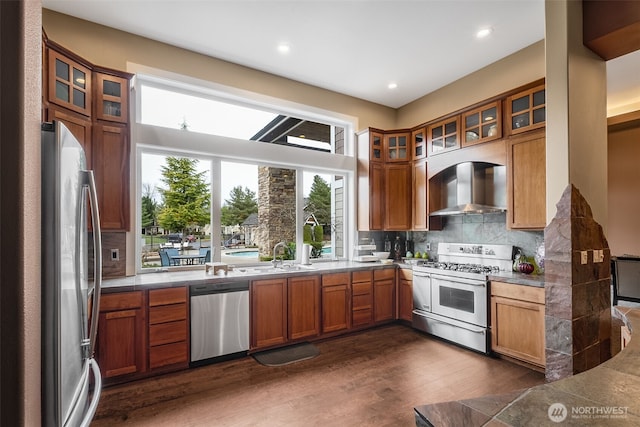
388, 82, 398, 90
476, 27, 493, 39
277, 43, 290, 54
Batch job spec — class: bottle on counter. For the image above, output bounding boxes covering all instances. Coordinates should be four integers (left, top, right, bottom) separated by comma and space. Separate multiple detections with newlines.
394, 236, 402, 261
384, 235, 391, 252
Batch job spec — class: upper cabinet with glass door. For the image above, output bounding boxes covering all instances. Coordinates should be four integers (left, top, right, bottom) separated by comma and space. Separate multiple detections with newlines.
385, 132, 410, 162
428, 117, 460, 155
95, 72, 130, 123
412, 127, 426, 160
507, 84, 545, 135
47, 49, 92, 117
462, 101, 502, 147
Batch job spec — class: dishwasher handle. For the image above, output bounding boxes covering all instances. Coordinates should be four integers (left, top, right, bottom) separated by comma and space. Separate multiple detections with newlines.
190, 281, 249, 296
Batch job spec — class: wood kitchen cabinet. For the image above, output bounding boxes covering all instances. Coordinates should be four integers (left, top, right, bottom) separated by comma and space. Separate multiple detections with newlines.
148, 287, 189, 371
43, 36, 132, 232
384, 163, 412, 230
251, 275, 321, 350
288, 275, 321, 341
385, 132, 410, 162
357, 129, 412, 231
490, 281, 545, 369
92, 122, 130, 231
251, 278, 288, 349
412, 159, 428, 230
97, 291, 147, 380
398, 268, 413, 322
321, 273, 350, 334
462, 101, 502, 147
428, 116, 460, 155
507, 129, 546, 229
507, 84, 545, 135
46, 47, 92, 117
351, 270, 373, 328
412, 127, 426, 160
373, 268, 396, 323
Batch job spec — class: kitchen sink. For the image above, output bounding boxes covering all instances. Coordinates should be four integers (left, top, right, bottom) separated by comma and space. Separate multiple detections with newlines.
237, 264, 316, 274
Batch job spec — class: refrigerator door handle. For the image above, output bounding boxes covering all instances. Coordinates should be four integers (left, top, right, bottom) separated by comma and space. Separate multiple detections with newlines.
83, 170, 102, 359
78, 359, 102, 427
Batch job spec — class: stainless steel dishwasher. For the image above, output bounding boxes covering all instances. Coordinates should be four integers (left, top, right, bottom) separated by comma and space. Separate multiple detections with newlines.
190, 281, 249, 366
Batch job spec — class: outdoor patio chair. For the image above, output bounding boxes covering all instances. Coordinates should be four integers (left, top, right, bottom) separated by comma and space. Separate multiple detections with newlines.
164, 248, 180, 265
159, 250, 171, 267
199, 248, 211, 263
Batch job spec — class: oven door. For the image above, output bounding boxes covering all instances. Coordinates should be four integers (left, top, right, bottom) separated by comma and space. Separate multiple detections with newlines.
431, 273, 487, 327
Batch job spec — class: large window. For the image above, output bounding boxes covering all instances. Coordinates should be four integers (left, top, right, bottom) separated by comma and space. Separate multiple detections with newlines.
135, 74, 354, 272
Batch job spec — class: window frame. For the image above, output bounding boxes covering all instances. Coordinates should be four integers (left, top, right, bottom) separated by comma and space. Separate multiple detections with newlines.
132, 72, 357, 273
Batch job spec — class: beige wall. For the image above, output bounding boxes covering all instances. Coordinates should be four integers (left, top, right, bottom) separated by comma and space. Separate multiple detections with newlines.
42, 9, 396, 132
1, 0, 42, 425
608, 122, 640, 256
545, 0, 608, 228
397, 41, 545, 128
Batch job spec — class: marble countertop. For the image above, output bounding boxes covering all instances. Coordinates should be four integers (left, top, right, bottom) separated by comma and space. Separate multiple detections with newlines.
101, 260, 397, 291
414, 306, 640, 426
102, 260, 545, 292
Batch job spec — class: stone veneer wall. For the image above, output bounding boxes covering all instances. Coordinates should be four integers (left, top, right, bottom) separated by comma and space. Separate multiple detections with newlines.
544, 184, 612, 381
256, 167, 296, 258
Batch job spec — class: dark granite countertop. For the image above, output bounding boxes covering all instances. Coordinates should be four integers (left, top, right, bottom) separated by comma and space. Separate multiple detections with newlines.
414, 307, 640, 426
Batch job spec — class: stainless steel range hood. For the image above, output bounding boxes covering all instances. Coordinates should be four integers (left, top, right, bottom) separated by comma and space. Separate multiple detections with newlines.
429, 162, 506, 216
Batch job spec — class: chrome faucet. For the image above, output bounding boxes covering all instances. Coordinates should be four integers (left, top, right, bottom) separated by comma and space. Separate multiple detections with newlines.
272, 241, 286, 268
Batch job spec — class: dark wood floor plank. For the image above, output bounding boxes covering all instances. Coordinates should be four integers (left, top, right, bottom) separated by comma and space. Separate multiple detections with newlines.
92, 324, 544, 426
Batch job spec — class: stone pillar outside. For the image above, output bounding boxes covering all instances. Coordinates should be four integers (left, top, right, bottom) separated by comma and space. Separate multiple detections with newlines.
256, 166, 297, 258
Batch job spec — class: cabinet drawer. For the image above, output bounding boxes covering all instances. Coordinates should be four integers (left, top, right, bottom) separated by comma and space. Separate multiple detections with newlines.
322, 272, 350, 286
149, 341, 188, 369
491, 281, 544, 304
149, 303, 187, 325
352, 282, 372, 295
352, 309, 372, 326
149, 320, 188, 346
149, 287, 187, 306
100, 291, 142, 311
352, 294, 372, 310
374, 268, 395, 280
352, 270, 372, 283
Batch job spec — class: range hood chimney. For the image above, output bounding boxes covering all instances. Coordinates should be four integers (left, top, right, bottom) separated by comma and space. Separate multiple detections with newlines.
429, 162, 506, 216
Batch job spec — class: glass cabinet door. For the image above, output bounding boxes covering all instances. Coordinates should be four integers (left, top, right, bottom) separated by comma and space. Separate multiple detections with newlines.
428, 117, 460, 155
412, 128, 426, 160
508, 84, 545, 134
95, 73, 129, 123
385, 133, 409, 161
47, 49, 92, 117
462, 101, 501, 147
370, 132, 384, 162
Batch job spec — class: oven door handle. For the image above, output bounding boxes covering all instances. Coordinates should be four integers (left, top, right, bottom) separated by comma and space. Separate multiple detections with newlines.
431, 273, 486, 287
428, 317, 486, 334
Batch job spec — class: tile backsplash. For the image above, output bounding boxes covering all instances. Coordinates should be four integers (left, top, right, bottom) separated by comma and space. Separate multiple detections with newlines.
360, 212, 543, 261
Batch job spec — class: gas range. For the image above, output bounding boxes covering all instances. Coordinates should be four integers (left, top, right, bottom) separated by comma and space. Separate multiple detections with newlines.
413, 242, 514, 279
414, 261, 501, 280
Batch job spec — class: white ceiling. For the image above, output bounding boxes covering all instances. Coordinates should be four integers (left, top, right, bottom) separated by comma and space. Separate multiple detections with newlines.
43, 0, 640, 113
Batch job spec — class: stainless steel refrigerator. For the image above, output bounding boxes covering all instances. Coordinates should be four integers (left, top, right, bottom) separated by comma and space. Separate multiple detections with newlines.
41, 121, 103, 427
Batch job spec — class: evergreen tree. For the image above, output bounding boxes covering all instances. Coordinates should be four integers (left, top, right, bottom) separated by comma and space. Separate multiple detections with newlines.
157, 157, 210, 239
221, 186, 258, 226
307, 175, 331, 225
141, 183, 158, 229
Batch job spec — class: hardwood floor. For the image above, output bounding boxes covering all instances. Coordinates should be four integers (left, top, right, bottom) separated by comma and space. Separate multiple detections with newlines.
92, 324, 545, 426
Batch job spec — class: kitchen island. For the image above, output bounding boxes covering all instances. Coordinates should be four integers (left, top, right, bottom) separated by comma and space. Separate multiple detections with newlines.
414, 306, 640, 426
